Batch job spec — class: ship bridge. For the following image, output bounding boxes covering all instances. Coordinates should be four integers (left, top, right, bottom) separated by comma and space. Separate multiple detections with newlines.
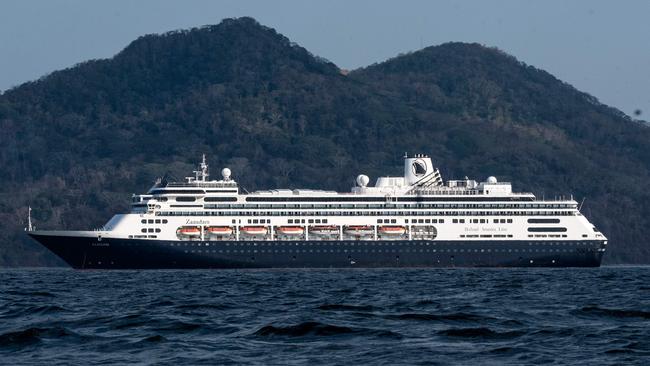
130, 155, 239, 213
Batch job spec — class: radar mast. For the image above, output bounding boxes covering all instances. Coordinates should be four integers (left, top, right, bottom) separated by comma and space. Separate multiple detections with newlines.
188, 154, 210, 183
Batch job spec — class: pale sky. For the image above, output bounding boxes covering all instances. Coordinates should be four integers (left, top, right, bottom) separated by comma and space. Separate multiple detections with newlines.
1, 0, 648, 119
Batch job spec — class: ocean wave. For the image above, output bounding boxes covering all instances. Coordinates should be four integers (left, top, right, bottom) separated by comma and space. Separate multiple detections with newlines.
253, 321, 401, 339
151, 321, 203, 333
438, 327, 525, 340
176, 303, 232, 311
317, 304, 378, 312
1, 305, 66, 318
5, 290, 55, 298
0, 326, 73, 348
386, 312, 490, 322
139, 335, 166, 343
575, 306, 650, 319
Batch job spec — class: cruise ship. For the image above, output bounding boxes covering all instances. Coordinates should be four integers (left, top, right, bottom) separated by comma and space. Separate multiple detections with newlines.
27, 154, 607, 269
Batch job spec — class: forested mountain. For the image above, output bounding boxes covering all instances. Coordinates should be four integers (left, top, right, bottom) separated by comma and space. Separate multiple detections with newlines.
0, 17, 648, 266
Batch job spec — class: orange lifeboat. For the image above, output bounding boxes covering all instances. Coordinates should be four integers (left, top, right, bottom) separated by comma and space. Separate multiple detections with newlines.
177, 226, 201, 237
309, 225, 339, 236
379, 225, 406, 236
206, 226, 233, 236
240, 226, 268, 236
276, 226, 304, 236
343, 225, 374, 237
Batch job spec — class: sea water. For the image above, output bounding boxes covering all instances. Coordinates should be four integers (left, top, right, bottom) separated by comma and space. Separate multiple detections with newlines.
1, 267, 649, 365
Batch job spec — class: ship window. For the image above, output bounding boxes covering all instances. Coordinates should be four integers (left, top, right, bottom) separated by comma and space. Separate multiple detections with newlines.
288, 219, 293, 224
253, 219, 258, 224
500, 219, 506, 223
155, 219, 161, 224
439, 219, 444, 223
204, 197, 237, 202
507, 219, 513, 223
425, 219, 431, 223
141, 228, 146, 233
148, 219, 154, 224
148, 228, 154, 233
377, 219, 382, 223
480, 219, 486, 224
391, 219, 396, 223
453, 219, 458, 224
323, 219, 328, 223
460, 219, 465, 223
176, 196, 196, 202
141, 219, 146, 224
493, 219, 499, 223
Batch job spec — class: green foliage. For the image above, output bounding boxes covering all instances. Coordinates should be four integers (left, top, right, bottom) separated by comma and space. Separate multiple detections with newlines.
0, 17, 648, 266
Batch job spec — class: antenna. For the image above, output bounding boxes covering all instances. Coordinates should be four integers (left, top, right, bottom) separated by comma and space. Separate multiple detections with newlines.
579, 197, 586, 212
191, 154, 210, 182
26, 206, 33, 232
200, 154, 208, 181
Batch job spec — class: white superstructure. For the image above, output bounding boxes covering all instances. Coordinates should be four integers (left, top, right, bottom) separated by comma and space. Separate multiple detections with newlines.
53, 154, 605, 250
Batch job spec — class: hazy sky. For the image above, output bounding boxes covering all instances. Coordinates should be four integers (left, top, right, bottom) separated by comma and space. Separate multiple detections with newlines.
1, 0, 648, 119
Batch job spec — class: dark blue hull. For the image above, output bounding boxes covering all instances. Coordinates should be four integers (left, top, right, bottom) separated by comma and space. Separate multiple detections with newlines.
29, 233, 605, 269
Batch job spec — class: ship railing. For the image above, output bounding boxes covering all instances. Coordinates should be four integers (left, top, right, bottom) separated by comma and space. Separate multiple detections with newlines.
405, 188, 478, 195
165, 182, 237, 188
406, 188, 536, 196
535, 198, 579, 203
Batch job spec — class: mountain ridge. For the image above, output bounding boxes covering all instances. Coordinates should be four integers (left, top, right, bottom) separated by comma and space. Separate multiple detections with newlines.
0, 17, 648, 266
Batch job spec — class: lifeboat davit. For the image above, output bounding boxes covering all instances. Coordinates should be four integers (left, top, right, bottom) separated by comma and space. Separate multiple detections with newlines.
178, 226, 201, 237
240, 226, 268, 236
344, 225, 374, 237
309, 225, 339, 236
206, 226, 233, 236
276, 226, 304, 235
379, 225, 406, 236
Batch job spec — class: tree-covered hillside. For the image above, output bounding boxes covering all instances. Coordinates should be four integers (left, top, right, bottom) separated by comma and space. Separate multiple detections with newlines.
0, 17, 648, 266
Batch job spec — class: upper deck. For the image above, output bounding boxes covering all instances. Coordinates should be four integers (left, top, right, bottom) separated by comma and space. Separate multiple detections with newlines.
131, 153, 573, 214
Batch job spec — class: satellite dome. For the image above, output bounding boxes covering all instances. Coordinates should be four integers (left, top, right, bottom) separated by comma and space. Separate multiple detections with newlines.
356, 174, 370, 187
487, 176, 497, 184
222, 168, 232, 180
